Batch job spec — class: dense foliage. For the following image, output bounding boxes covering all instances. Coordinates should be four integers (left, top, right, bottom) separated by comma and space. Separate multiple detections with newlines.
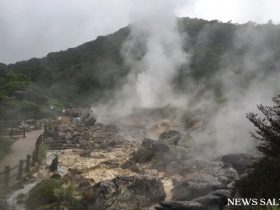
2, 18, 280, 107
237, 95, 280, 199
237, 157, 280, 199
247, 95, 280, 157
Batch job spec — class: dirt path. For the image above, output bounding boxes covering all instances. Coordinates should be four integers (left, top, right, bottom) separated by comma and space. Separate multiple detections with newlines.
0, 129, 43, 172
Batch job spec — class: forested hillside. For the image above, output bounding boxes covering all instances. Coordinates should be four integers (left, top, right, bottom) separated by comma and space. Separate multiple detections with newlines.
1, 17, 280, 127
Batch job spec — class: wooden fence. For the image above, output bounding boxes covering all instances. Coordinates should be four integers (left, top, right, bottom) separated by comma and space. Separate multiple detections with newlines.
9, 121, 43, 138
0, 131, 47, 189
10, 127, 26, 138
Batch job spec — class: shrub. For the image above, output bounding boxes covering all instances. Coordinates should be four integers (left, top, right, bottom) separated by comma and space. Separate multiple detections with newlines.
236, 157, 280, 199
26, 179, 83, 210
0, 136, 13, 159
26, 179, 60, 210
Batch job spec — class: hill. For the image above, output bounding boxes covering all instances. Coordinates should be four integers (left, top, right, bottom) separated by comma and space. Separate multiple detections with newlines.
1, 17, 280, 126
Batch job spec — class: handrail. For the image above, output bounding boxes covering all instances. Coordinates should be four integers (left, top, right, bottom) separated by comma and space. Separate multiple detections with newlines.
0, 126, 48, 189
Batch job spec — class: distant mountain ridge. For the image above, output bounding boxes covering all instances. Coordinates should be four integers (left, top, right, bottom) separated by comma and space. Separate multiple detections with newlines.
1, 17, 280, 124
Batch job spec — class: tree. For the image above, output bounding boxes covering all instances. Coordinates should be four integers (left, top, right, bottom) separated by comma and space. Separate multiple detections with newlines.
237, 95, 280, 199
246, 95, 280, 157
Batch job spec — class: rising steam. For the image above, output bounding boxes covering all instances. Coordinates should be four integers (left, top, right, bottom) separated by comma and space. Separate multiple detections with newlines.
120, 0, 189, 109
97, 5, 280, 159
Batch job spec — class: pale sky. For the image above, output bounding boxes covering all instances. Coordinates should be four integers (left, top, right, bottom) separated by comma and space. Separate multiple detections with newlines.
0, 0, 279, 64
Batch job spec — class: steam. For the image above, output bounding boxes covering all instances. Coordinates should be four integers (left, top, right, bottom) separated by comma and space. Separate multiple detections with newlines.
119, 0, 189, 109
190, 23, 280, 158
97, 5, 280, 159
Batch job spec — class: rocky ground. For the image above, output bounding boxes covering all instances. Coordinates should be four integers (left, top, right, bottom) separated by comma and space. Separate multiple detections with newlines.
7, 111, 257, 210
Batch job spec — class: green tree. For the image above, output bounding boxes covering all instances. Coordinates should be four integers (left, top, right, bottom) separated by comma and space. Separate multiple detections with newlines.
246, 95, 280, 157
237, 95, 280, 199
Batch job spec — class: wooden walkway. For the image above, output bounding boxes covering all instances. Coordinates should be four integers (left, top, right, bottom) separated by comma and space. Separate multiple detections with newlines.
0, 129, 43, 172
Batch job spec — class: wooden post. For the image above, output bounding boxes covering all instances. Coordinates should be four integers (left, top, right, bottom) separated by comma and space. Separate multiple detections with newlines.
25, 154, 31, 173
23, 127, 25, 137
10, 128, 13, 137
17, 160, 24, 180
31, 150, 36, 167
4, 166, 10, 187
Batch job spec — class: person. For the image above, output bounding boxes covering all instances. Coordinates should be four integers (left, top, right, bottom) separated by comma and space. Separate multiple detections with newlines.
49, 155, 58, 172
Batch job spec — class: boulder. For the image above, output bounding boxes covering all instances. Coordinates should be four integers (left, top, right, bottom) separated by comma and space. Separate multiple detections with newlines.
157, 189, 232, 210
142, 138, 170, 153
79, 149, 92, 157
156, 201, 204, 210
132, 147, 154, 163
171, 180, 225, 201
86, 176, 166, 210
132, 138, 170, 164
192, 189, 231, 209
159, 130, 181, 145
222, 153, 257, 174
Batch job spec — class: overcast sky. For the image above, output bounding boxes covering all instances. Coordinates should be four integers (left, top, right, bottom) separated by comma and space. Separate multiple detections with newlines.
1, 0, 280, 64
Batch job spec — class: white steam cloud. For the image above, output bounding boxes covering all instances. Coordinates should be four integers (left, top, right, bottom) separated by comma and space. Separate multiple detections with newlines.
98, 4, 280, 159
190, 23, 280, 158
120, 0, 189, 109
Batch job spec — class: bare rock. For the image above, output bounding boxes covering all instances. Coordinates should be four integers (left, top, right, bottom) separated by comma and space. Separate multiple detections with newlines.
222, 153, 257, 174
171, 180, 225, 201
132, 147, 154, 163
142, 138, 170, 153
159, 130, 182, 145
192, 189, 231, 209
79, 149, 92, 157
155, 201, 204, 210
86, 176, 166, 210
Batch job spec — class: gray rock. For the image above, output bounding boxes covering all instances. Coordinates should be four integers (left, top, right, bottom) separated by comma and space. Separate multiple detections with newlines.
132, 147, 154, 163
142, 138, 170, 153
86, 176, 166, 210
156, 201, 204, 210
159, 130, 182, 145
172, 180, 225, 201
193, 189, 232, 208
79, 149, 92, 157
222, 153, 257, 174
132, 138, 170, 165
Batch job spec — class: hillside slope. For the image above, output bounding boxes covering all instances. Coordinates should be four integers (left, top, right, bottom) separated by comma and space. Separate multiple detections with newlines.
1, 17, 280, 124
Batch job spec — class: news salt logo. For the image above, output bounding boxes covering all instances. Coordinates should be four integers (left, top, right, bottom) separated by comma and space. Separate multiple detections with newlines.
227, 198, 280, 206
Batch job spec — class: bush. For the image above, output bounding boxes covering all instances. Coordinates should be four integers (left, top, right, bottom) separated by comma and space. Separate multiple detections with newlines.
0, 136, 13, 159
26, 179, 60, 210
236, 157, 280, 199
26, 179, 84, 210
246, 95, 280, 157
38, 143, 47, 163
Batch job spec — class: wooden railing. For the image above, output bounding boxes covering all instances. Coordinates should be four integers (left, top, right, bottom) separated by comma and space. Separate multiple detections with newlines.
9, 121, 43, 138
0, 131, 47, 189
10, 127, 26, 138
